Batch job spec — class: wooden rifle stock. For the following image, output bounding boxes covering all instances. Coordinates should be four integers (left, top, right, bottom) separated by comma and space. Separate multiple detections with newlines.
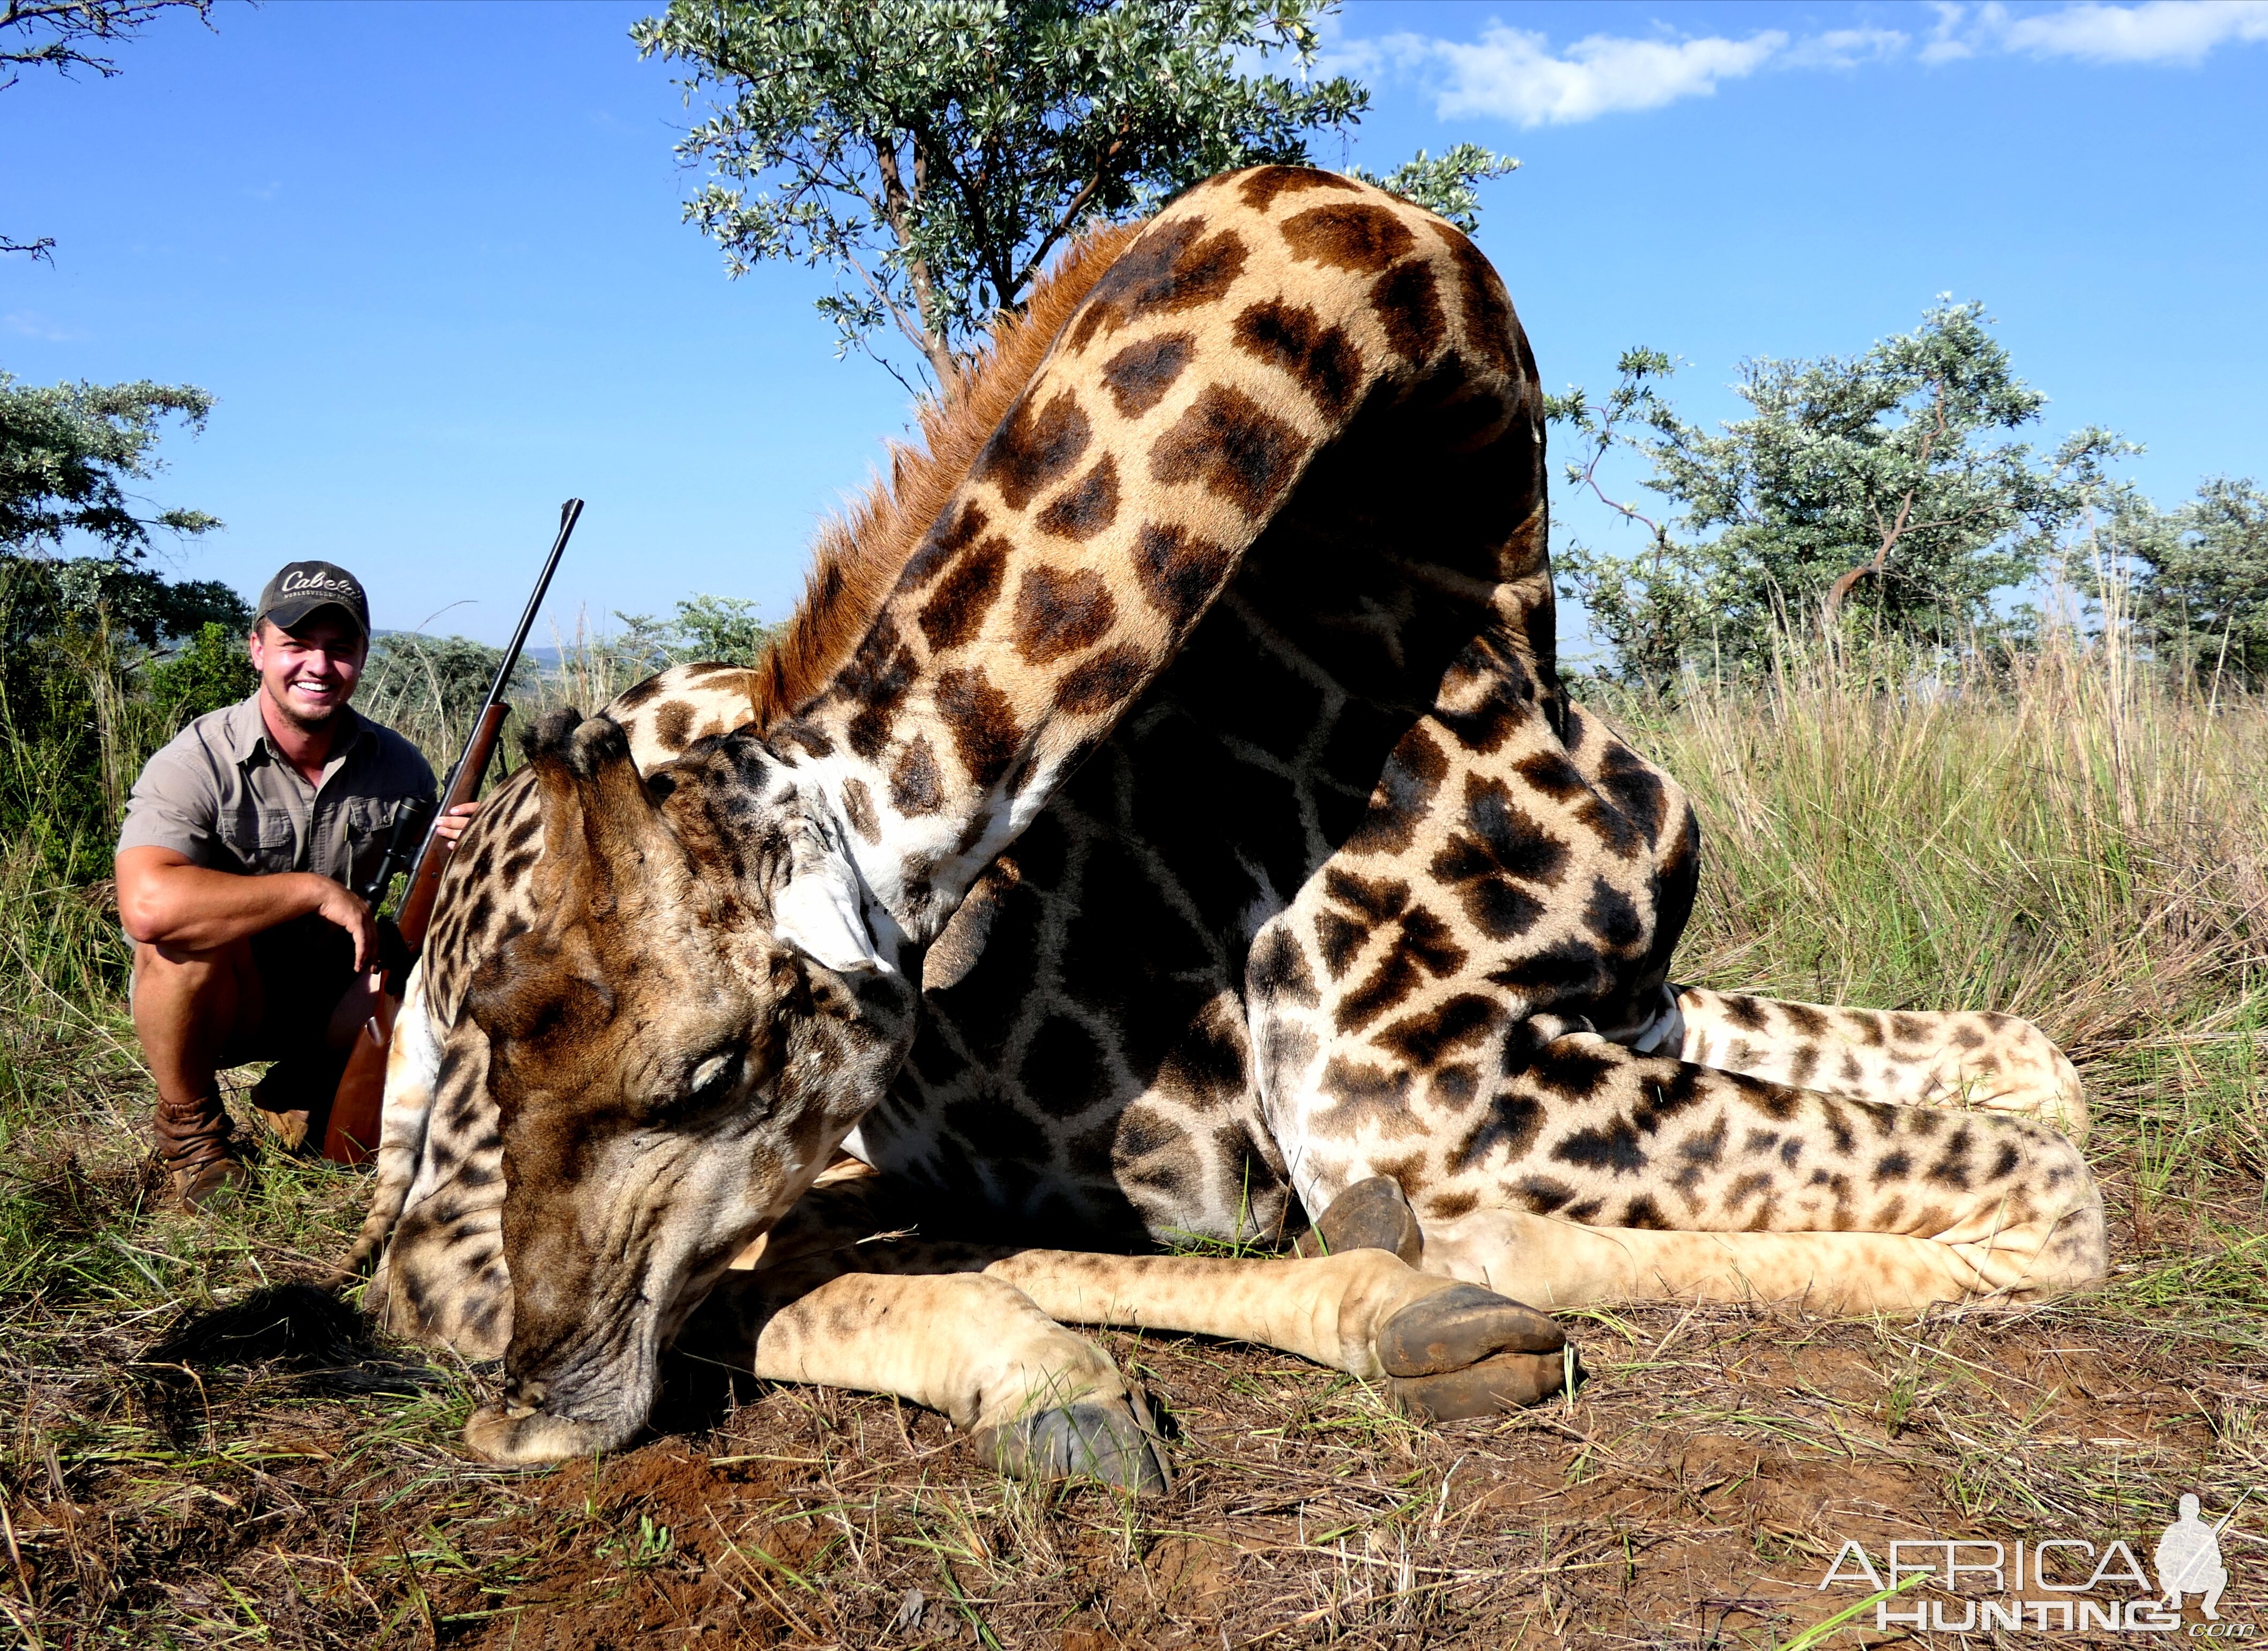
319, 500, 582, 1166
395, 701, 506, 954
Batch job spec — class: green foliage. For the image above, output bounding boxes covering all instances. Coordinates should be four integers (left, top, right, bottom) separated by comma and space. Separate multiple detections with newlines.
2101, 477, 2268, 686
0, 563, 196, 885
360, 632, 524, 728
633, 0, 1511, 390
1552, 303, 2127, 687
1, 371, 220, 558
1350, 143, 1520, 235
145, 620, 256, 722
610, 594, 776, 670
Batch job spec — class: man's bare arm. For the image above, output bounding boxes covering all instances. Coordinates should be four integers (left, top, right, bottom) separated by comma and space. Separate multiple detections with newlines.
116, 846, 377, 969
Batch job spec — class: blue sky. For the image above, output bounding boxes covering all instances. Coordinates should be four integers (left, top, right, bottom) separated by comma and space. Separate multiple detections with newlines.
4, 0, 2264, 653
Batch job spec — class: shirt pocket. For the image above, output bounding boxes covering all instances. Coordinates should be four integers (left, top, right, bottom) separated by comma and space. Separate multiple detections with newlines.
344, 795, 414, 889
250, 805, 299, 873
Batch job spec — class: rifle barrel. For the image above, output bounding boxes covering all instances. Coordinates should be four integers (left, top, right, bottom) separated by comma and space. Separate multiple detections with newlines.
405, 498, 585, 890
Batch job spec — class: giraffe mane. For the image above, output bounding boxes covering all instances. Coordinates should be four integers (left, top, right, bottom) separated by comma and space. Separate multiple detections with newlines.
747, 220, 1149, 729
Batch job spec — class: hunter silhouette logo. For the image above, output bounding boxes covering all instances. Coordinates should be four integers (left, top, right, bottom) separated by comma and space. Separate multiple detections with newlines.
1812, 1493, 2251, 1635
2160, 1495, 2234, 1621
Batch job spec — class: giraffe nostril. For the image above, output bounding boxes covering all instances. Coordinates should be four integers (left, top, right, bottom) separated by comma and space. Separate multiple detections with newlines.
503, 1379, 548, 1418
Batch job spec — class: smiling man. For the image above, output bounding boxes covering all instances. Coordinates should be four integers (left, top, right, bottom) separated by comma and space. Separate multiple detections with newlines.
115, 563, 475, 1209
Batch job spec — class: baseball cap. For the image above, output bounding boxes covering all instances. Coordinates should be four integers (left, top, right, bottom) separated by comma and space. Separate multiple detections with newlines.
257, 561, 370, 640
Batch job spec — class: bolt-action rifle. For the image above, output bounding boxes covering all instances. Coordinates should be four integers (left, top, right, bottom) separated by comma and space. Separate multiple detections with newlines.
318, 500, 583, 1164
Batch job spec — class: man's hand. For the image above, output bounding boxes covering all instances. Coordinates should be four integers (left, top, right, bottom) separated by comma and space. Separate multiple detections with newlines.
431, 799, 482, 846
309, 877, 378, 972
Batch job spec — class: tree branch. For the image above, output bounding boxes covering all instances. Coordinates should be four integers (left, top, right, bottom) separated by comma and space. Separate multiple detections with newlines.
1823, 375, 1949, 619
871, 136, 957, 385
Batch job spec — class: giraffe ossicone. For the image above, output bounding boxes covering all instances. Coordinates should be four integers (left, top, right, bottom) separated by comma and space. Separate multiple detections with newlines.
349, 167, 2105, 1477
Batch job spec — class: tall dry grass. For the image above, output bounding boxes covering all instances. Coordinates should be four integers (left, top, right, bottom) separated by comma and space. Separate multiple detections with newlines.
1607, 629, 2268, 1051
1595, 624, 2268, 1283
352, 617, 668, 783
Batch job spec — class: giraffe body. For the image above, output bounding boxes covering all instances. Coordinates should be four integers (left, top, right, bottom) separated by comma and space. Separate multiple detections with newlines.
352, 169, 2105, 1470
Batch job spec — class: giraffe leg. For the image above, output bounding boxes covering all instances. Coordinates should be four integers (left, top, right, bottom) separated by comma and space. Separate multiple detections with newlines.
343, 960, 441, 1280
1290, 1175, 1426, 1265
675, 1181, 1169, 1493
1672, 986, 2088, 1142
980, 1246, 1570, 1421
1418, 1202, 2103, 1316
688, 1183, 1570, 1447
693, 1262, 1171, 1493
1290, 1027, 2104, 1317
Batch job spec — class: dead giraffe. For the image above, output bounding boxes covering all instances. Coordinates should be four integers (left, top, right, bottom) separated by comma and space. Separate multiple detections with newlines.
350, 167, 2104, 1481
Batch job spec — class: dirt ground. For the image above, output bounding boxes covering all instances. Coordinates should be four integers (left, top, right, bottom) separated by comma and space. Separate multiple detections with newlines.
4, 1150, 2262, 1651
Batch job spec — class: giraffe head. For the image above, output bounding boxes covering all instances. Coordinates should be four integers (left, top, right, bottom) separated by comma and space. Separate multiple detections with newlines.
458, 710, 913, 1464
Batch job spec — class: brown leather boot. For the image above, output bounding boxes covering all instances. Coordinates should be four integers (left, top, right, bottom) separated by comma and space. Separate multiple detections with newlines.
153, 1090, 251, 1210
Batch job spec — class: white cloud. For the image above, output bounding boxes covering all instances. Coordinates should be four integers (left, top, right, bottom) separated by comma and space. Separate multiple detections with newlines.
1382, 23, 1787, 127
5, 311, 78, 341
1782, 27, 1911, 69
1355, 4, 2268, 127
1940, 0, 2268, 64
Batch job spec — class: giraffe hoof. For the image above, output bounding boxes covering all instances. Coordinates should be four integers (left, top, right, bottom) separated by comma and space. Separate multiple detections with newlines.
1375, 1283, 1574, 1423
1386, 1349, 1576, 1422
1293, 1176, 1424, 1267
972, 1397, 1171, 1496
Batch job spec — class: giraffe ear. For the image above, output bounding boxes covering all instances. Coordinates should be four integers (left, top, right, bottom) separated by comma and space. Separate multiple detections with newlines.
771, 843, 888, 976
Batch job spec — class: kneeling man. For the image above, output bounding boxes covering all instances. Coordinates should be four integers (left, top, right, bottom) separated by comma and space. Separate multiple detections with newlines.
116, 563, 475, 1208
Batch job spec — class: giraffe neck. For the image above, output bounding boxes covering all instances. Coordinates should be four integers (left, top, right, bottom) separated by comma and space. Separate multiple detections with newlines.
763, 167, 1545, 965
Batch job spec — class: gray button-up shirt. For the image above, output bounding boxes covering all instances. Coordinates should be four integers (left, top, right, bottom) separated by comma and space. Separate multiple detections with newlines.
118, 691, 436, 893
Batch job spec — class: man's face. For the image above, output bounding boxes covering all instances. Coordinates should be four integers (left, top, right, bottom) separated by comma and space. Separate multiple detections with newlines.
249, 614, 367, 732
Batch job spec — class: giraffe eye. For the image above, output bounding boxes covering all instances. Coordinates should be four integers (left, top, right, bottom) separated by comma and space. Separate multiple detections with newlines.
650, 1048, 754, 1127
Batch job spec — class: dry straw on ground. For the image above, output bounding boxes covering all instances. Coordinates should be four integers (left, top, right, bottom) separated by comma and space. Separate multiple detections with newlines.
2, 627, 2262, 1648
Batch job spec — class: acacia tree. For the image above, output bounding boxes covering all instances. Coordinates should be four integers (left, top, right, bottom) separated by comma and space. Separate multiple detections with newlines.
633, 0, 1515, 393
1551, 301, 2125, 686
0, 371, 234, 645
2099, 477, 2268, 687
2, 0, 217, 259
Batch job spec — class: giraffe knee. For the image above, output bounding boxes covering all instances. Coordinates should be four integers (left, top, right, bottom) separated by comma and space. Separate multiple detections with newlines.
1956, 1126, 2107, 1302
1961, 1014, 2089, 1143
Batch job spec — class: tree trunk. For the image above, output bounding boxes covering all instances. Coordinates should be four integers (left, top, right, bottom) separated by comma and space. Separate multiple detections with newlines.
873, 140, 961, 389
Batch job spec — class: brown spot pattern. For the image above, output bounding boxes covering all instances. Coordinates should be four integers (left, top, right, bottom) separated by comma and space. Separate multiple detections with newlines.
1281, 202, 1415, 272
1013, 564, 1117, 665
973, 389, 1091, 510
1035, 456, 1120, 541
1371, 261, 1444, 363
1068, 220, 1250, 352
1150, 384, 1306, 518
1231, 299, 1362, 419
1238, 165, 1359, 210
1132, 523, 1234, 629
1053, 644, 1148, 716
1099, 334, 1195, 419
841, 776, 880, 843
935, 667, 1022, 790
915, 534, 1009, 650
889, 737, 945, 815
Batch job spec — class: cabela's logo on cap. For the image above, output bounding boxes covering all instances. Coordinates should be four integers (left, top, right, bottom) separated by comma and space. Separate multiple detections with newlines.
277, 569, 358, 597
